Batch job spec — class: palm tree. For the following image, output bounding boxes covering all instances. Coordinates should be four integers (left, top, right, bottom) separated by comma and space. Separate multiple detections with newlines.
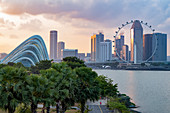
41, 62, 77, 113
75, 67, 101, 113
0, 66, 28, 113
25, 74, 52, 113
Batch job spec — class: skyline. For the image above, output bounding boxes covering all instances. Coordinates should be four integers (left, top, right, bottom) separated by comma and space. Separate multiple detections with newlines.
0, 0, 169, 55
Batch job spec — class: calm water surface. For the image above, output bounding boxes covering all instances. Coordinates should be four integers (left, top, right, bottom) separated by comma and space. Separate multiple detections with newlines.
94, 69, 170, 113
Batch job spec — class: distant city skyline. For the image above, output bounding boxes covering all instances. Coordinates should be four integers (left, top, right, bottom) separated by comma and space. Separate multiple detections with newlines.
0, 0, 169, 56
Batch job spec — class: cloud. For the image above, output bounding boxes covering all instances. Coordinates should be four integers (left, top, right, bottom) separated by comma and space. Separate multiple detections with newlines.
0, 0, 169, 28
0, 18, 16, 29
157, 18, 170, 31
19, 19, 42, 31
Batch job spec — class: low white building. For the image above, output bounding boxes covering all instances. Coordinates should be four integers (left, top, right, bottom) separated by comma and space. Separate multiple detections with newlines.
61, 49, 78, 59
100, 39, 112, 62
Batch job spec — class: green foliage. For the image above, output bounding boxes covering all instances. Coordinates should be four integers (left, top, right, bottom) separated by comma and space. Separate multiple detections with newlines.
118, 94, 132, 107
37, 60, 52, 70
107, 97, 130, 113
97, 75, 118, 97
0, 66, 29, 113
41, 62, 77, 112
0, 64, 7, 69
30, 60, 52, 74
0, 59, 133, 113
26, 74, 53, 107
63, 57, 86, 69
75, 67, 101, 113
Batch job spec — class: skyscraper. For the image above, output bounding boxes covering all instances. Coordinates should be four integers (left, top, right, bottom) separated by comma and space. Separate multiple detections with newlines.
50, 30, 57, 61
57, 41, 65, 60
100, 39, 112, 62
130, 20, 143, 63
91, 32, 104, 61
152, 33, 167, 61
143, 34, 153, 61
122, 45, 129, 61
114, 35, 124, 57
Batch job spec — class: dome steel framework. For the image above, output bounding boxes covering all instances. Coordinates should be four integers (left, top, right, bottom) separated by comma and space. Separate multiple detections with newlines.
1, 35, 49, 67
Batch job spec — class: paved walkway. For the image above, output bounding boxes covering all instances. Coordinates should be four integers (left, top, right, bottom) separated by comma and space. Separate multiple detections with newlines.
87, 99, 114, 113
88, 105, 113, 113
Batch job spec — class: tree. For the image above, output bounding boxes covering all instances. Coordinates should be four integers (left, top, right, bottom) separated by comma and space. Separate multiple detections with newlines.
37, 60, 52, 70
107, 97, 130, 113
13, 62, 25, 68
63, 57, 86, 69
46, 62, 77, 113
25, 74, 52, 113
30, 60, 52, 74
0, 66, 28, 113
0, 64, 7, 69
75, 67, 101, 113
97, 75, 118, 97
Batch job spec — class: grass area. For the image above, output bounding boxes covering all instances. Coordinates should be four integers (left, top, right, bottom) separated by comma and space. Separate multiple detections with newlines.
0, 109, 7, 113
65, 109, 78, 113
0, 105, 78, 113
36, 108, 78, 113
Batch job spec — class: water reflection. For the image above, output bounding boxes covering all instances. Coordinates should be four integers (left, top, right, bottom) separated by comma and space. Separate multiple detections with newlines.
126, 71, 136, 104
94, 70, 170, 113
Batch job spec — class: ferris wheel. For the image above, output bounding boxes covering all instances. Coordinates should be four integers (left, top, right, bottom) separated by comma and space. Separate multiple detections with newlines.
113, 20, 157, 63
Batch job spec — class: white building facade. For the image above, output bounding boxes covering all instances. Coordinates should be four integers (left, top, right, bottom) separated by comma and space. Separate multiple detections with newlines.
100, 39, 112, 62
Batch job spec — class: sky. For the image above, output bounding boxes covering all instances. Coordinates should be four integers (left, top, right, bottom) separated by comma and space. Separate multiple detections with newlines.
0, 0, 169, 56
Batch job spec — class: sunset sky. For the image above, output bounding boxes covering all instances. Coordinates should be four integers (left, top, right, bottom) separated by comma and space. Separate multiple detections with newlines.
0, 0, 169, 55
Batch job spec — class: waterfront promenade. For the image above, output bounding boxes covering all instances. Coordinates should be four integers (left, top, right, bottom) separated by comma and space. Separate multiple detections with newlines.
87, 99, 113, 113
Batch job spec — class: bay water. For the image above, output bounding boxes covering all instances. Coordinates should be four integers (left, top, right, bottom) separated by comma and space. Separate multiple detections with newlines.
94, 69, 170, 113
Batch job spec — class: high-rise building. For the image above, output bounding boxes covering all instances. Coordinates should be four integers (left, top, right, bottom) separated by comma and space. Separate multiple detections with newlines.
57, 41, 65, 60
78, 53, 85, 61
100, 39, 112, 62
114, 35, 124, 57
50, 30, 57, 61
122, 45, 129, 61
86, 53, 91, 57
130, 20, 143, 63
91, 32, 104, 61
61, 49, 78, 59
152, 33, 167, 61
143, 34, 153, 61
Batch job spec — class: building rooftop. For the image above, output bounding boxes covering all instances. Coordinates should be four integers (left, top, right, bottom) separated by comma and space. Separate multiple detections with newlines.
62, 49, 78, 51
131, 20, 143, 29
